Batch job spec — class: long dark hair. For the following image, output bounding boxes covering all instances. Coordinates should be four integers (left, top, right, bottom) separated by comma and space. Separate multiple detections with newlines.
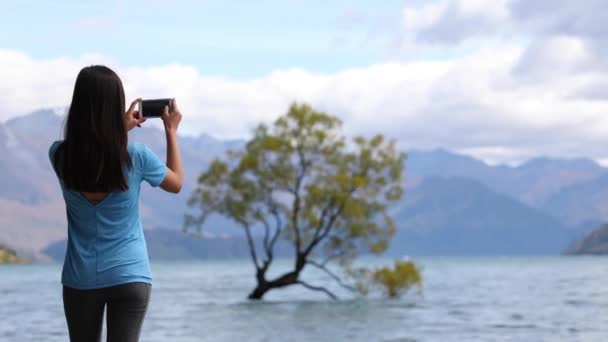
54, 65, 132, 192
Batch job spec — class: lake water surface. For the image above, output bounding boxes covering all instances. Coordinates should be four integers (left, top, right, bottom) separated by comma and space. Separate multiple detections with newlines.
1, 257, 607, 341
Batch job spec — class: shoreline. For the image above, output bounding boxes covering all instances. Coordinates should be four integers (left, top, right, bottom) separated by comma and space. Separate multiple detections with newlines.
0, 248, 30, 264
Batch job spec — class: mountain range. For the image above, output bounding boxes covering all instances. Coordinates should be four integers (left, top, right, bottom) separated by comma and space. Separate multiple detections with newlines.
1, 109, 607, 260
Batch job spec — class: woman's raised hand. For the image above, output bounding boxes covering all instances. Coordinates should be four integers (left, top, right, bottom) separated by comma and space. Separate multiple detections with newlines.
162, 98, 182, 134
125, 98, 146, 131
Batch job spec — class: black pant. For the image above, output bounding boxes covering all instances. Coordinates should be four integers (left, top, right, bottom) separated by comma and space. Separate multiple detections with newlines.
63, 282, 151, 342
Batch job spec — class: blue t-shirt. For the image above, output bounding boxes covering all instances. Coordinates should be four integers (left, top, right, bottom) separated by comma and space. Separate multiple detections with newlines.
48, 141, 167, 289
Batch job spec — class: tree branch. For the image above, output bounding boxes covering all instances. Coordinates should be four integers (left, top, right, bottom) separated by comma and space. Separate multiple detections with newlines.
303, 187, 356, 257
269, 209, 283, 251
243, 223, 260, 269
297, 280, 337, 300
319, 250, 347, 267
292, 168, 304, 254
310, 199, 333, 243
292, 134, 314, 255
303, 201, 345, 256
259, 213, 272, 259
307, 260, 356, 292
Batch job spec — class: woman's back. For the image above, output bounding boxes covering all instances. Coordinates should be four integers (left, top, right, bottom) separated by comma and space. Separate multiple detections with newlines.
49, 140, 167, 289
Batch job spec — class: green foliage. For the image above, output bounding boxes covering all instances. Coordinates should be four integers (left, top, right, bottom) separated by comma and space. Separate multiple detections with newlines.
186, 102, 413, 299
0, 248, 29, 264
372, 260, 422, 298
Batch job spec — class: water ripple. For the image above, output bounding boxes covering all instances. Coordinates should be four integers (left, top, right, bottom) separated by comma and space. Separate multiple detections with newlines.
1, 257, 607, 341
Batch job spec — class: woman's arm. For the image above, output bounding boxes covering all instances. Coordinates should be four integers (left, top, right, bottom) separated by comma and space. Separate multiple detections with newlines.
159, 99, 183, 194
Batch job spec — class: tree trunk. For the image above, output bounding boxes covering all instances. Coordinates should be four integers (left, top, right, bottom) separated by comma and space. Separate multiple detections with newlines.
247, 269, 300, 300
248, 282, 271, 300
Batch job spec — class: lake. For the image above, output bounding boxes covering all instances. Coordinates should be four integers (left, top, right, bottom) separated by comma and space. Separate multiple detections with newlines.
1, 257, 607, 341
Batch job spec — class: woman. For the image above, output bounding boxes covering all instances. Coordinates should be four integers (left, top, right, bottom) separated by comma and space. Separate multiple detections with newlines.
48, 65, 183, 342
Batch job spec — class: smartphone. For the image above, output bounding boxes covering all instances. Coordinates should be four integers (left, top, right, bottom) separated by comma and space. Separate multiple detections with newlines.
139, 98, 172, 118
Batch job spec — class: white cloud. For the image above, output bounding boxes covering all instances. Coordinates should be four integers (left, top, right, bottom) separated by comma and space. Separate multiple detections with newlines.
512, 36, 598, 81
403, 0, 511, 44
401, 0, 607, 47
456, 146, 534, 166
2, 0, 608, 167
0, 50, 115, 118
403, 1, 447, 32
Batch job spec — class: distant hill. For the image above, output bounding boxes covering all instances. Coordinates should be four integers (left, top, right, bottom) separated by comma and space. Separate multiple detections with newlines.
407, 149, 606, 210
542, 174, 608, 226
564, 224, 608, 255
1, 108, 607, 259
389, 177, 571, 255
0, 111, 71, 258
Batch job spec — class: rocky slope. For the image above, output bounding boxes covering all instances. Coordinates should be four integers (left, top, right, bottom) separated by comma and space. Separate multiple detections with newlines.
563, 224, 608, 255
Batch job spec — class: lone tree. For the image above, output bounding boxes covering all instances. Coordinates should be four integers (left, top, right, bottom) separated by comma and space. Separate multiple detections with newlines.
185, 103, 419, 300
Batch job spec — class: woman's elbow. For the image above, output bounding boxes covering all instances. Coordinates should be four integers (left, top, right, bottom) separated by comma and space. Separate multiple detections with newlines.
166, 182, 182, 194
172, 183, 183, 194
159, 178, 182, 194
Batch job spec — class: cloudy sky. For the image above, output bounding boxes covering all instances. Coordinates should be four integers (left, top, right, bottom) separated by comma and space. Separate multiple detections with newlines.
1, 0, 607, 164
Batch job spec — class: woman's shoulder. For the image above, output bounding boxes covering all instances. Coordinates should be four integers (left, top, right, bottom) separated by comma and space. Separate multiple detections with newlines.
48, 140, 64, 159
127, 141, 151, 155
127, 141, 159, 165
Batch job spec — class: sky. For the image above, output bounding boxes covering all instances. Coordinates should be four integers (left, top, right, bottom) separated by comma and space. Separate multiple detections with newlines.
1, 0, 607, 165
